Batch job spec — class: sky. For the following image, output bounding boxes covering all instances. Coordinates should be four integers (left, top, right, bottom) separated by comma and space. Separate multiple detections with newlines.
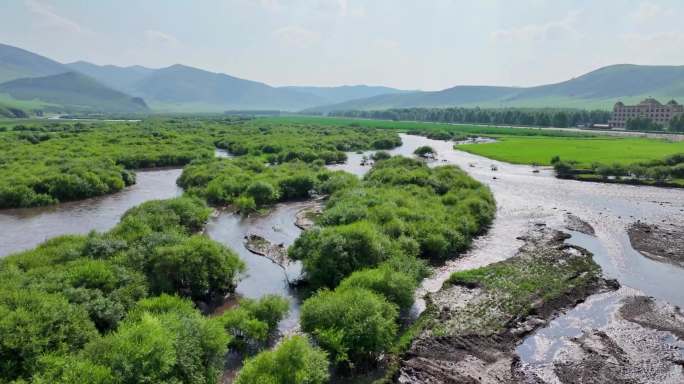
1, 0, 684, 90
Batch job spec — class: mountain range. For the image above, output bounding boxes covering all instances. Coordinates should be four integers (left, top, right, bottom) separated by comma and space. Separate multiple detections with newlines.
1, 42, 684, 115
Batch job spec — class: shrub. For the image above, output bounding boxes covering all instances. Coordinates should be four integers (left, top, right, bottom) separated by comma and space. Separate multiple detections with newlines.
234, 336, 329, 384
300, 287, 398, 367
244, 181, 278, 205
215, 295, 289, 352
338, 267, 417, 310
371, 151, 391, 161
32, 354, 115, 384
0, 288, 98, 382
84, 311, 228, 384
414, 145, 436, 158
289, 221, 394, 288
148, 235, 245, 300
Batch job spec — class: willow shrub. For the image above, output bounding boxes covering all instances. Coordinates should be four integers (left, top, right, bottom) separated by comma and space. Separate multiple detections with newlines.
294, 156, 494, 369
300, 287, 398, 367
0, 196, 245, 382
234, 335, 329, 384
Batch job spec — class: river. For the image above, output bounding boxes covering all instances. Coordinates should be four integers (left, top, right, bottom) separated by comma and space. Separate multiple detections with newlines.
1, 134, 681, 376
0, 168, 183, 257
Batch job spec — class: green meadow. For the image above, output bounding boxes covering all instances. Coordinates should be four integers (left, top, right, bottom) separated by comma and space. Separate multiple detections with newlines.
456, 136, 684, 167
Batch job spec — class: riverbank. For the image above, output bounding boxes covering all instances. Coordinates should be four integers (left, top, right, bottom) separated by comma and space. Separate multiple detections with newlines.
628, 222, 684, 268
398, 226, 614, 383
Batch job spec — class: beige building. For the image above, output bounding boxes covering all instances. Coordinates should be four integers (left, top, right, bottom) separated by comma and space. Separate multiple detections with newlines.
609, 98, 684, 129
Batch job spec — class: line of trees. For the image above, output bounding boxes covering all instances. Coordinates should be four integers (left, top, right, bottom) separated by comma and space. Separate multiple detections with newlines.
329, 107, 611, 128
626, 114, 684, 132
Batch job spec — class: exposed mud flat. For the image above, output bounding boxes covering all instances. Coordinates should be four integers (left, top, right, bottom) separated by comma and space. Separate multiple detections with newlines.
294, 200, 324, 230
519, 288, 684, 384
564, 214, 595, 236
244, 234, 289, 268
398, 227, 614, 384
627, 222, 684, 268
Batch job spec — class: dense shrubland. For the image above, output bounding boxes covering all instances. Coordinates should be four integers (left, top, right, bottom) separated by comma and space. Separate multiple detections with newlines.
0, 120, 218, 208
290, 156, 495, 372
212, 122, 401, 164
0, 118, 401, 209
179, 158, 356, 211
234, 335, 329, 384
0, 196, 293, 383
552, 153, 684, 187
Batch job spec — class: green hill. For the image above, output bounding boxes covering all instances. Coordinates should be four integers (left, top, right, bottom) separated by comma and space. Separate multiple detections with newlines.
66, 61, 155, 93
0, 72, 149, 113
279, 85, 407, 105
307, 64, 684, 112
0, 43, 68, 83
129, 64, 323, 111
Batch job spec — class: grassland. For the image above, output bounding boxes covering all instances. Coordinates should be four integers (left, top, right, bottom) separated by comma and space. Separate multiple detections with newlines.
266, 116, 596, 137
456, 136, 684, 166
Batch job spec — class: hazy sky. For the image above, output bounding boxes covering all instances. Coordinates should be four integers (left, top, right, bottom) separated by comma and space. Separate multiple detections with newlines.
2, 0, 684, 90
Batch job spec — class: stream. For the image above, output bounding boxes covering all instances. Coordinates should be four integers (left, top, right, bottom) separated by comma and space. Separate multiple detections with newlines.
0, 168, 183, 257
1, 134, 681, 379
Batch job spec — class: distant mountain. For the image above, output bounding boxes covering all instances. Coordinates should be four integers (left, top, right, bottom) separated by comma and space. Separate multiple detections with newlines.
66, 61, 155, 93
279, 85, 407, 105
64, 62, 410, 111
125, 64, 322, 111
5, 43, 684, 113
0, 72, 149, 113
306, 86, 521, 112
0, 43, 68, 83
307, 64, 684, 112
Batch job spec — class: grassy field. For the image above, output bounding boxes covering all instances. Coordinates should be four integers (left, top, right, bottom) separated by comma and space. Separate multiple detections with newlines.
266, 116, 595, 137
457, 136, 684, 166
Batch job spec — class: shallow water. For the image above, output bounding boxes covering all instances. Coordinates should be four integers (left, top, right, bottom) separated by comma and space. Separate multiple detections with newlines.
394, 134, 684, 308
205, 201, 315, 332
0, 133, 681, 345
0, 168, 183, 257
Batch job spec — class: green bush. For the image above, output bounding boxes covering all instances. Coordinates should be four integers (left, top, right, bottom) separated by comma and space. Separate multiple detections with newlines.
84, 311, 228, 384
289, 221, 395, 288
338, 267, 417, 310
413, 145, 436, 158
234, 336, 329, 384
215, 295, 289, 353
32, 354, 115, 384
0, 288, 98, 382
300, 287, 398, 367
148, 235, 245, 300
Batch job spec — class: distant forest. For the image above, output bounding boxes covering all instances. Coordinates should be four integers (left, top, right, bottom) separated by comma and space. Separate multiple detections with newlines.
329, 107, 611, 128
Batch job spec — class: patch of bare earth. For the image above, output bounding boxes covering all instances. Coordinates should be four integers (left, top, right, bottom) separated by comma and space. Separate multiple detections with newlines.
397, 227, 614, 384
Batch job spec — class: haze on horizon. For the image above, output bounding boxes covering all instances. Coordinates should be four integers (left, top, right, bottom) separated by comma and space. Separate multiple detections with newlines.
2, 0, 684, 91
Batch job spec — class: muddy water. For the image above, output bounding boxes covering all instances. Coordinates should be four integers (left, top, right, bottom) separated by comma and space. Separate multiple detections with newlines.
381, 134, 683, 308
205, 201, 316, 333
0, 168, 183, 257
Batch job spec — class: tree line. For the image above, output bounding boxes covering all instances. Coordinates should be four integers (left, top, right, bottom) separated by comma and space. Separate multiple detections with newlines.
329, 107, 611, 128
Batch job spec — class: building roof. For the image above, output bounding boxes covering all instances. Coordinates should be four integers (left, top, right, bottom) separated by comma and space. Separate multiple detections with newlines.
667, 99, 679, 106
639, 98, 662, 106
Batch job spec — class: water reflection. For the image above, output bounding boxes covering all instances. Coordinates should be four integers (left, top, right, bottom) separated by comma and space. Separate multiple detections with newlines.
0, 168, 183, 257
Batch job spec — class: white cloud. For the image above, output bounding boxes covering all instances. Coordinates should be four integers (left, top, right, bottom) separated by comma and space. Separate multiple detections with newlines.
373, 38, 400, 50
144, 30, 181, 47
622, 31, 684, 48
491, 11, 581, 43
313, 0, 347, 16
25, 0, 82, 33
273, 25, 322, 48
632, 2, 669, 22
258, 0, 283, 12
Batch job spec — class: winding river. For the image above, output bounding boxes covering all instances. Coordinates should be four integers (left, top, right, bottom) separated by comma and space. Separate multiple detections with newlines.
1, 134, 681, 376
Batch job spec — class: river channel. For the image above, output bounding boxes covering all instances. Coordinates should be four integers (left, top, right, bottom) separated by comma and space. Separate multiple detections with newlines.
1, 134, 681, 377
